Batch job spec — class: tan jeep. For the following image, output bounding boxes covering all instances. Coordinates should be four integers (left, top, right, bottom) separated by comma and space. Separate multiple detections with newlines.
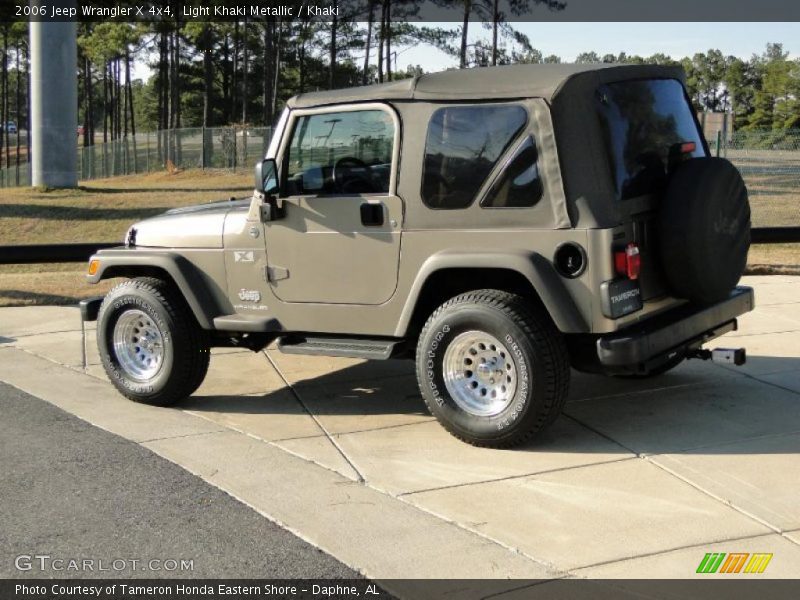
83, 64, 753, 448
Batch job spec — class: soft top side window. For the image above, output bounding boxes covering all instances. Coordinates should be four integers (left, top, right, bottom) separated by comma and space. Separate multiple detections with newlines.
421, 104, 527, 209
284, 109, 394, 196
481, 136, 543, 208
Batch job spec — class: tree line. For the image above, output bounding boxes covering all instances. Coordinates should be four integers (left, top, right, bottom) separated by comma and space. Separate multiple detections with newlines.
0, 10, 799, 167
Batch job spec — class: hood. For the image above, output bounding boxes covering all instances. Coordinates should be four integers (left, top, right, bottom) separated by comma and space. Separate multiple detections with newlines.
130, 198, 250, 248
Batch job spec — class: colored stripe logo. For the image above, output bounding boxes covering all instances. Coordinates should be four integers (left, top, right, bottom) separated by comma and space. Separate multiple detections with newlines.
696, 552, 772, 574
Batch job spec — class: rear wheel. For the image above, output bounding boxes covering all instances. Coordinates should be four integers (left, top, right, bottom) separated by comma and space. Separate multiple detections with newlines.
97, 277, 210, 406
415, 290, 570, 448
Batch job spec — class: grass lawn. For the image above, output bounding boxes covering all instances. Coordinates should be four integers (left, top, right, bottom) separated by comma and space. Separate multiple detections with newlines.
0, 168, 797, 307
0, 169, 251, 306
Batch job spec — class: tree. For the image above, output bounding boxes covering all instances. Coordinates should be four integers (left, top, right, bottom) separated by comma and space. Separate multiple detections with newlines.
489, 1, 565, 66
746, 44, 799, 130
576, 51, 600, 63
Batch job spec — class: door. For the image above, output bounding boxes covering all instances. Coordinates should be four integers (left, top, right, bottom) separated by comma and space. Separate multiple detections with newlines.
265, 105, 402, 305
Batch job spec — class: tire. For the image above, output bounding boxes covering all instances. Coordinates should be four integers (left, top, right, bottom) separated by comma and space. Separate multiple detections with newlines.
659, 157, 751, 305
97, 277, 210, 406
615, 354, 684, 379
415, 290, 570, 448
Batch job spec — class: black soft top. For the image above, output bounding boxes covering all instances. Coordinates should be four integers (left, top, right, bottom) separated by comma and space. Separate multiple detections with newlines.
287, 63, 685, 108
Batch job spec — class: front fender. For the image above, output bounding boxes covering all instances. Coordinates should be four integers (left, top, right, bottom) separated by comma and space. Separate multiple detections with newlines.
86, 248, 220, 329
394, 250, 588, 336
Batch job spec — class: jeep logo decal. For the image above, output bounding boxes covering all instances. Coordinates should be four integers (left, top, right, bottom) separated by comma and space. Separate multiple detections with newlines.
238, 289, 261, 302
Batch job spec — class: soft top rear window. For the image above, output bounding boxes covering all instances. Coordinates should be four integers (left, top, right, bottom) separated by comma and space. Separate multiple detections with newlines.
596, 78, 705, 201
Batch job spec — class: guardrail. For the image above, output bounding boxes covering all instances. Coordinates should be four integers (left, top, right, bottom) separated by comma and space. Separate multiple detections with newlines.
0, 229, 797, 266
0, 243, 118, 265
751, 228, 800, 244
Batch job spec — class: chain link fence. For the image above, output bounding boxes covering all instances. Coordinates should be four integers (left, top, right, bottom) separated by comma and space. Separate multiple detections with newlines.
0, 126, 272, 187
710, 129, 800, 228
0, 126, 798, 230
0, 129, 31, 188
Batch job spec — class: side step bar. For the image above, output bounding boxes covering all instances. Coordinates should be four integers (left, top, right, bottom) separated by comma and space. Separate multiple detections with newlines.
277, 336, 402, 360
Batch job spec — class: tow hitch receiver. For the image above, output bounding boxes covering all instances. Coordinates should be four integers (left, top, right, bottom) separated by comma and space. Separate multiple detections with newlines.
712, 348, 747, 366
690, 347, 747, 366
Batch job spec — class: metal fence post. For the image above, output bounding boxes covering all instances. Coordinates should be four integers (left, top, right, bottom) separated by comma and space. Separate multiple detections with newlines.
716, 130, 722, 158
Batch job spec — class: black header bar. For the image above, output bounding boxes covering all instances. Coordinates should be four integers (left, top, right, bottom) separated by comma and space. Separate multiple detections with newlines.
3, 0, 800, 23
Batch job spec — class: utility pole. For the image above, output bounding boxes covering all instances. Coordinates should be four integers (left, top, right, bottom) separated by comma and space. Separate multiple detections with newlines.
30, 4, 78, 187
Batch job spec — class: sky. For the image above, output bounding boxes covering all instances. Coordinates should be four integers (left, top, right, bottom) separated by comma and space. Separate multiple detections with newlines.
394, 22, 800, 72
132, 22, 800, 81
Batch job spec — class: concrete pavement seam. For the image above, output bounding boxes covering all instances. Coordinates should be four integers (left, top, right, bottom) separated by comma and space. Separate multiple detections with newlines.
137, 428, 229, 444
568, 530, 785, 574
1, 327, 84, 340
263, 350, 367, 484
644, 456, 782, 536
177, 410, 570, 578
268, 417, 438, 443
137, 435, 372, 581
480, 578, 568, 600
565, 376, 740, 405
394, 494, 569, 578
396, 456, 638, 498
561, 413, 641, 455
720, 368, 800, 397
566, 411, 791, 542
725, 328, 800, 338
180, 409, 361, 482
643, 428, 800, 456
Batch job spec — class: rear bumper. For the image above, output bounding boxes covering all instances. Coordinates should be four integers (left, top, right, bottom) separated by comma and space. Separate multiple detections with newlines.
596, 286, 755, 369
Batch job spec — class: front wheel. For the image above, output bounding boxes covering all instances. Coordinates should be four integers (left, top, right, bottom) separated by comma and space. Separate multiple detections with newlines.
97, 277, 210, 406
415, 290, 570, 448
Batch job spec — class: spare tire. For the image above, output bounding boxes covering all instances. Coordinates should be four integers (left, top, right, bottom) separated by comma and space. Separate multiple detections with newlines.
658, 157, 750, 305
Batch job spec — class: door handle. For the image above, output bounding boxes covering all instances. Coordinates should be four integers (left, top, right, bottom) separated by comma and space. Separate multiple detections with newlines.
360, 202, 385, 227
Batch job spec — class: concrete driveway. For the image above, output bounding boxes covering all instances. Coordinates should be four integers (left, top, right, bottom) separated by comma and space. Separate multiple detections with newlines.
1, 275, 799, 589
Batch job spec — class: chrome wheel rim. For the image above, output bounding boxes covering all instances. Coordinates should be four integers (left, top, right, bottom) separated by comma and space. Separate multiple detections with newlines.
112, 309, 165, 381
442, 331, 517, 417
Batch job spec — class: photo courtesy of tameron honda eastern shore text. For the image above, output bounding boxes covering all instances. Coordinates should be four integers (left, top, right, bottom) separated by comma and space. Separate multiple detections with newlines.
82, 64, 754, 448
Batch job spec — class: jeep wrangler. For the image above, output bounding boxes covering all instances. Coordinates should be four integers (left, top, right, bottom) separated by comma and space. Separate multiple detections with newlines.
83, 64, 753, 448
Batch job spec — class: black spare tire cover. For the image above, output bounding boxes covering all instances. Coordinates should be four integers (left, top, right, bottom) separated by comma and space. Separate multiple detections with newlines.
658, 157, 750, 305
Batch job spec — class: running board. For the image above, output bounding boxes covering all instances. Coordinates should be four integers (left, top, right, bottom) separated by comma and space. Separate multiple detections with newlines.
277, 336, 401, 360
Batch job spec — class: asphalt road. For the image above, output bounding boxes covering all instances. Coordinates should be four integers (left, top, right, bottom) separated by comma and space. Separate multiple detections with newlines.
0, 381, 362, 579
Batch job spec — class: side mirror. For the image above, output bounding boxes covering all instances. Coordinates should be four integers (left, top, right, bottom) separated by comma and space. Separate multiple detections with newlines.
253, 159, 283, 222
254, 158, 279, 195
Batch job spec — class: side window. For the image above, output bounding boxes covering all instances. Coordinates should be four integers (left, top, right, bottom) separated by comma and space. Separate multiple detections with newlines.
284, 109, 394, 195
421, 105, 527, 209
481, 136, 543, 208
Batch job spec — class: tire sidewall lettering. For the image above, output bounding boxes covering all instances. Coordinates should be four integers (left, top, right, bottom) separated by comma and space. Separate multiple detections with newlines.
100, 290, 175, 397
420, 311, 534, 433
425, 324, 450, 406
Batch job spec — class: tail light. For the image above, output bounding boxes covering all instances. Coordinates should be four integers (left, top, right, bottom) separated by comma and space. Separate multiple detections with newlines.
668, 141, 697, 171
614, 243, 641, 280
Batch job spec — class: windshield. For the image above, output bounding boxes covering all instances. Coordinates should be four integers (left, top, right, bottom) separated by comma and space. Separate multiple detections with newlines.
596, 78, 705, 201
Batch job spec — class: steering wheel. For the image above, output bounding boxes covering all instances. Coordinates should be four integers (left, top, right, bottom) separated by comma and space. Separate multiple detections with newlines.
332, 157, 376, 193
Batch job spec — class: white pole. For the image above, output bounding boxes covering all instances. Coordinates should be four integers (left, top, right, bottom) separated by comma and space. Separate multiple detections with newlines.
30, 10, 78, 187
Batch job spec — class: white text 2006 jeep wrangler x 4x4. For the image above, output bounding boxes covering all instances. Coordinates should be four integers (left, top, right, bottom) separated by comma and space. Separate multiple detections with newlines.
83, 64, 753, 448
